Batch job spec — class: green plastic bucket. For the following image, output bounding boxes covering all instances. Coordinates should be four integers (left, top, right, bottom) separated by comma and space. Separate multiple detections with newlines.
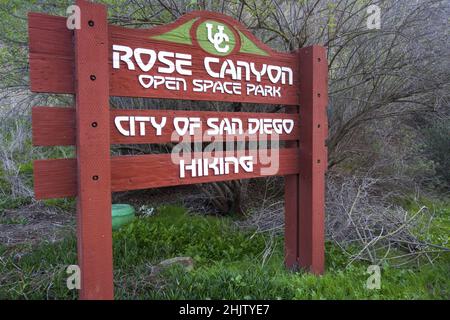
112, 204, 135, 230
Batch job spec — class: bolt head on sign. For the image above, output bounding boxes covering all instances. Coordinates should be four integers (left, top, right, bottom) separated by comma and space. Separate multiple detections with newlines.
196, 20, 236, 56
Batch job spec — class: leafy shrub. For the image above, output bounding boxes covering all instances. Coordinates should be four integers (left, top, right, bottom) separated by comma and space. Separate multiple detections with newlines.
422, 117, 450, 188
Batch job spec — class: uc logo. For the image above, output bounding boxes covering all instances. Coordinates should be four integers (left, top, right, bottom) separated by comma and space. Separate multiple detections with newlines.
206, 23, 230, 53
197, 20, 235, 56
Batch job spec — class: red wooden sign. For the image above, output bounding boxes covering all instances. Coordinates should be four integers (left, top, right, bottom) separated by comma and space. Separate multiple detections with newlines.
29, 0, 328, 300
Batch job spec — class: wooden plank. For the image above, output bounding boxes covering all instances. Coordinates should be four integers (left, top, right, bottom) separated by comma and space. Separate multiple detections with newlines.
32, 107, 76, 146
284, 105, 299, 270
74, 0, 113, 300
33, 148, 301, 199
28, 13, 74, 94
32, 107, 300, 146
297, 46, 328, 275
28, 12, 299, 105
34, 158, 76, 200
108, 34, 298, 105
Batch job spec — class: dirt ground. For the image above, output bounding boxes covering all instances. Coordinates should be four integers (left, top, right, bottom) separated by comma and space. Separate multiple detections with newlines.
0, 182, 269, 254
0, 186, 199, 251
0, 202, 74, 250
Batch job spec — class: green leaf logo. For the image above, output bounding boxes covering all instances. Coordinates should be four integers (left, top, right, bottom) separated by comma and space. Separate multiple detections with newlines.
150, 15, 269, 57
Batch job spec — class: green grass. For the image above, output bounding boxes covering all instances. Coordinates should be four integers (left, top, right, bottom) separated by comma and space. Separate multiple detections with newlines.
42, 198, 76, 212
0, 196, 32, 214
0, 216, 28, 225
0, 205, 448, 299
398, 196, 450, 245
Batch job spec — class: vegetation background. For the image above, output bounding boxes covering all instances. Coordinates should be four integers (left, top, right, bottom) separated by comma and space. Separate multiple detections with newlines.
0, 0, 449, 299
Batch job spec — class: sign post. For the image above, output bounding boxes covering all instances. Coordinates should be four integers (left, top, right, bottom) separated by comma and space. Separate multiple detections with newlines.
297, 47, 328, 274
74, 1, 114, 299
28, 0, 328, 299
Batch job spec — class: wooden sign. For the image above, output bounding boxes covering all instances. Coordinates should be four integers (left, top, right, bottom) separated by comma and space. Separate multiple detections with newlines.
29, 8, 298, 104
29, 0, 328, 300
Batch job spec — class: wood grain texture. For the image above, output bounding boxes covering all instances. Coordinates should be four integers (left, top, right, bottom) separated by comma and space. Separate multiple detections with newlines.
34, 158, 76, 199
32, 107, 76, 146
28, 13, 75, 94
74, 0, 114, 300
34, 148, 300, 199
32, 106, 300, 146
28, 11, 299, 105
284, 105, 300, 270
297, 46, 328, 275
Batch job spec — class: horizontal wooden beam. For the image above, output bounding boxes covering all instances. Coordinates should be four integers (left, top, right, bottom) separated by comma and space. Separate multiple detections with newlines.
34, 148, 300, 199
32, 107, 300, 146
32, 107, 76, 146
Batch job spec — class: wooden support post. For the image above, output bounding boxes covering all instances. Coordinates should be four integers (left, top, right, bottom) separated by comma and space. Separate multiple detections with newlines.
74, 0, 114, 299
297, 46, 328, 274
284, 106, 299, 270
